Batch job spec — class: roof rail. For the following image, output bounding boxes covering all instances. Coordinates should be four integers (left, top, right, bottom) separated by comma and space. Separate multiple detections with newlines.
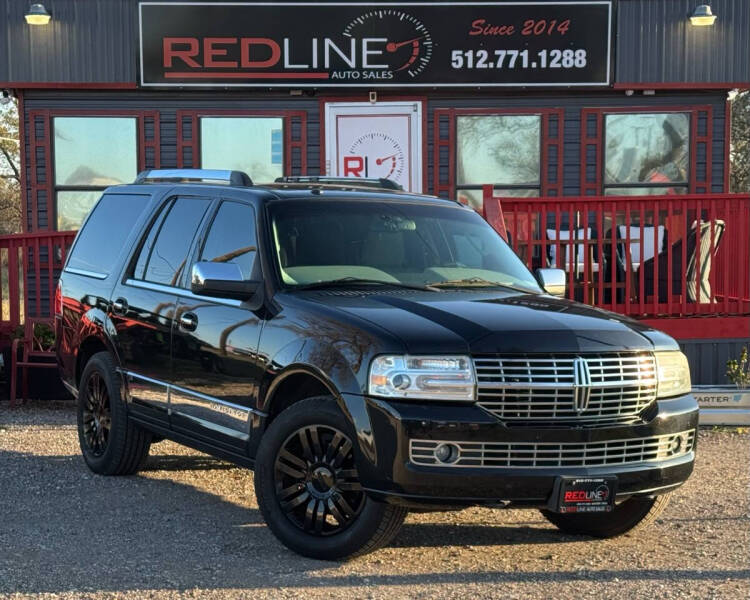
274, 176, 403, 191
134, 169, 253, 186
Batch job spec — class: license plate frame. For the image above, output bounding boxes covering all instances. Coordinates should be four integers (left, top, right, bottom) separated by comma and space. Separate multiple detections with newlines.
548, 476, 618, 514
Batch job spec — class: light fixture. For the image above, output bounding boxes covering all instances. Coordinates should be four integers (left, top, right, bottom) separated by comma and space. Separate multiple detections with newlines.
25, 3, 51, 25
690, 4, 717, 26
0, 90, 11, 105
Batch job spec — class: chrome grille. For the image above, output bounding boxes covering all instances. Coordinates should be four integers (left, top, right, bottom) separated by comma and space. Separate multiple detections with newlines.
410, 430, 696, 469
473, 353, 657, 426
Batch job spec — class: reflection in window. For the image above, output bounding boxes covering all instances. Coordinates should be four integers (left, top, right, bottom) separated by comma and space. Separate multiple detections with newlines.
53, 117, 138, 230
456, 115, 541, 212
56, 191, 104, 231
200, 202, 257, 280
604, 113, 689, 195
201, 117, 284, 183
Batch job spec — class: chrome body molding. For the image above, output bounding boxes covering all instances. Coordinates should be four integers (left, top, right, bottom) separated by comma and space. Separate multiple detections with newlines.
118, 368, 266, 437
64, 267, 107, 279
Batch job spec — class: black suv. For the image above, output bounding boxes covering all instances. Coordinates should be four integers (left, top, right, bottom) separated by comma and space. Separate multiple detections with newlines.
56, 169, 698, 560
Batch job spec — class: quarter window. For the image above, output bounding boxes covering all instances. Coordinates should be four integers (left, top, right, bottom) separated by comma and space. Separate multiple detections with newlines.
66, 193, 150, 277
200, 117, 284, 183
199, 201, 257, 280
456, 115, 541, 211
604, 113, 690, 195
53, 117, 138, 230
134, 197, 211, 287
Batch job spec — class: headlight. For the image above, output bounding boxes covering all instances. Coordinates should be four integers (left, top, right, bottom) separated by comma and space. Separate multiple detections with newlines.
655, 351, 691, 398
368, 355, 475, 401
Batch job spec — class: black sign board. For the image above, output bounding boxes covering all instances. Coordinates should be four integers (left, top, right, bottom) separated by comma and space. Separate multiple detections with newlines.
139, 2, 612, 88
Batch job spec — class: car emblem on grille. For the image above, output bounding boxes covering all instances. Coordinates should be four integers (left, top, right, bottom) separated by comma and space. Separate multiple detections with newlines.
572, 357, 593, 414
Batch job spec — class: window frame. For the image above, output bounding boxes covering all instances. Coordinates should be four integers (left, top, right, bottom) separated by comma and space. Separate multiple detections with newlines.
580, 104, 714, 196
29, 109, 160, 232
455, 112, 544, 201
196, 199, 259, 282
128, 194, 214, 290
176, 109, 308, 179
601, 110, 691, 196
433, 107, 564, 207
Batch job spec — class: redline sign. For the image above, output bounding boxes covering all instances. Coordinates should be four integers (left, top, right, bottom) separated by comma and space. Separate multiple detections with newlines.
138, 2, 613, 87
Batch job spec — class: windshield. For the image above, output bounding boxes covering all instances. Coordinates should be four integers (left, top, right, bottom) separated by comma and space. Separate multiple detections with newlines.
268, 199, 541, 293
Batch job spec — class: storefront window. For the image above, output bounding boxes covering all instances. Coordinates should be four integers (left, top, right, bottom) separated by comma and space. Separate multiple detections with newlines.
604, 113, 689, 195
456, 115, 541, 211
200, 117, 284, 183
53, 117, 138, 230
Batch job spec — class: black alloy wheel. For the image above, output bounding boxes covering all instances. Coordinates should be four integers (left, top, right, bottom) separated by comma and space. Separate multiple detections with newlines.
81, 372, 111, 456
274, 424, 365, 536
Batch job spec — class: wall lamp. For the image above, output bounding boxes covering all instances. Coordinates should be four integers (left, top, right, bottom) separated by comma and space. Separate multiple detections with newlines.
25, 3, 51, 25
690, 4, 717, 26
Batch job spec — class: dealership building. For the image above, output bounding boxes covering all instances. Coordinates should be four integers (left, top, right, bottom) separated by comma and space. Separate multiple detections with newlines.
0, 0, 749, 385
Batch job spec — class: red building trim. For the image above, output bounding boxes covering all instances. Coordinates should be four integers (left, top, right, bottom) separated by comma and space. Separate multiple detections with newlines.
613, 82, 750, 91
2, 82, 138, 90
724, 98, 732, 193
175, 109, 307, 176
640, 316, 750, 340
16, 90, 27, 233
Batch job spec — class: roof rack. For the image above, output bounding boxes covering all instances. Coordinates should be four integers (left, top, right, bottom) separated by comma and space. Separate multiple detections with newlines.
134, 169, 253, 186
274, 176, 403, 191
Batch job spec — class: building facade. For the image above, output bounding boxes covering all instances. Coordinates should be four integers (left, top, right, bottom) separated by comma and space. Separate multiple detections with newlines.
1, 0, 749, 383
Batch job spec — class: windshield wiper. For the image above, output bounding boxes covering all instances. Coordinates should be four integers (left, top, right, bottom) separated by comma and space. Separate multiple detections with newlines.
292, 277, 441, 292
427, 277, 537, 294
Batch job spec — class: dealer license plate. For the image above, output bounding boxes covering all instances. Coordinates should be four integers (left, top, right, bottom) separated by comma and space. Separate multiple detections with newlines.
548, 476, 618, 514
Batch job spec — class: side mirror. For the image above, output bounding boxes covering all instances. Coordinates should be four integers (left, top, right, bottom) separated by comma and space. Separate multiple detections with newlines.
191, 261, 260, 301
536, 268, 566, 297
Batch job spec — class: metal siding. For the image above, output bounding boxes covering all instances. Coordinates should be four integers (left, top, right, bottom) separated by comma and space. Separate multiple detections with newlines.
617, 0, 750, 84
1, 0, 748, 86
1, 0, 136, 83
681, 339, 750, 385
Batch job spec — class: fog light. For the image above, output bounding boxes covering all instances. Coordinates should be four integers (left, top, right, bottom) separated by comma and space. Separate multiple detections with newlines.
670, 435, 683, 454
434, 443, 459, 464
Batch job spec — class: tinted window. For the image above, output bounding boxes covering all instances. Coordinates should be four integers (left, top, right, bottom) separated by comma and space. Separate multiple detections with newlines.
140, 197, 211, 286
66, 193, 150, 276
270, 200, 540, 292
199, 201, 257, 280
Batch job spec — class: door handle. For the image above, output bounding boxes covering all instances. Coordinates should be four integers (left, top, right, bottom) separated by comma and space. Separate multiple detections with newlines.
112, 298, 128, 314
179, 312, 198, 331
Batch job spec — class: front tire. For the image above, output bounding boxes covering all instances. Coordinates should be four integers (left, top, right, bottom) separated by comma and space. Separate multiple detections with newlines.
540, 493, 672, 538
254, 397, 407, 560
77, 351, 152, 475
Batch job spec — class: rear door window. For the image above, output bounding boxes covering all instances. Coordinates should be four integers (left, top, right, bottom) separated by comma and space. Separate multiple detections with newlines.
134, 197, 211, 287
198, 201, 257, 280
66, 193, 151, 277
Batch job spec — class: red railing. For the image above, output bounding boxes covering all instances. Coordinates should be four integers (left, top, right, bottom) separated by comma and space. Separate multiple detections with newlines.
481, 186, 750, 318
0, 231, 76, 337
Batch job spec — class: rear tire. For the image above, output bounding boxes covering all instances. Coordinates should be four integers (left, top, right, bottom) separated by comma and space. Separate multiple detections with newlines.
254, 396, 407, 560
77, 351, 152, 475
540, 493, 672, 538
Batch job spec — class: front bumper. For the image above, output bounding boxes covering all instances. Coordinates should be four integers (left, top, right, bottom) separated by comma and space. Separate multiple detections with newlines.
344, 393, 699, 508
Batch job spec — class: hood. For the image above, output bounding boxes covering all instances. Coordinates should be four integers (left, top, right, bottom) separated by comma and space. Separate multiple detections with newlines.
301, 290, 671, 355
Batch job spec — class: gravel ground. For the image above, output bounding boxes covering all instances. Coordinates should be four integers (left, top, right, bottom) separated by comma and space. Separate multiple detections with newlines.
0, 401, 748, 600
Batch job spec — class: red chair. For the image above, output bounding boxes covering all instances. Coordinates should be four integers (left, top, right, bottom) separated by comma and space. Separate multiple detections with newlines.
10, 317, 57, 407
